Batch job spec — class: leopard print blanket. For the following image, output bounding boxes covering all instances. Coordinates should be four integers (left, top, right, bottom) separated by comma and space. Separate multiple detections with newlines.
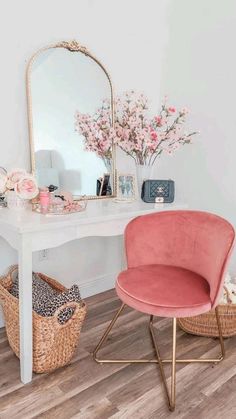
10, 272, 82, 324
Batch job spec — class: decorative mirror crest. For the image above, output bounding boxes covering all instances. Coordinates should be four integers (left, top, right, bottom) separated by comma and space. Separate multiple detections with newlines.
55, 40, 88, 54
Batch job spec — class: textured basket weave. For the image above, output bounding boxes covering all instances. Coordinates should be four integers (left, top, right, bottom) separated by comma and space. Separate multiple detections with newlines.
178, 288, 236, 338
0, 266, 87, 373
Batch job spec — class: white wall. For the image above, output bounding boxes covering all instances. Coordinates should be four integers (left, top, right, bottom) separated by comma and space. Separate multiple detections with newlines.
1, 0, 236, 326
159, 0, 236, 203
154, 0, 236, 268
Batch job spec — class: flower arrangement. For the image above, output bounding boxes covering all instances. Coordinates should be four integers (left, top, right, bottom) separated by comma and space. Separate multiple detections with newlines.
0, 169, 39, 200
75, 99, 114, 170
114, 91, 198, 165
75, 91, 198, 167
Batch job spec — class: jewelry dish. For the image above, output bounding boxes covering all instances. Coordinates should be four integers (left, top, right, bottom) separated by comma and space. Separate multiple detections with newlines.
32, 199, 87, 215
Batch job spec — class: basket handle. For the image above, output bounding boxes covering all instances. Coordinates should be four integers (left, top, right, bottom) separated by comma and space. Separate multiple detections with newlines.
0, 264, 18, 282
0, 265, 18, 304
223, 285, 232, 304
53, 301, 85, 329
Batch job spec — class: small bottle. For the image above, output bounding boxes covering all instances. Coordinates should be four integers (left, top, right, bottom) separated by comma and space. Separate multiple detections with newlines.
48, 184, 58, 212
39, 188, 50, 214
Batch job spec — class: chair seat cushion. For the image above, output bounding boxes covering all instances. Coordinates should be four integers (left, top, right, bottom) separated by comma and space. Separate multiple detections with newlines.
116, 264, 212, 318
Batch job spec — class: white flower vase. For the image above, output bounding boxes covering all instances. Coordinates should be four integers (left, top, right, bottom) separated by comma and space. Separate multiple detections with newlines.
136, 164, 153, 198
6, 191, 29, 211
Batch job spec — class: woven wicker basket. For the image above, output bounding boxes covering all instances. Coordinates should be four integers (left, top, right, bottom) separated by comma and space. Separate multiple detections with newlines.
0, 266, 87, 373
178, 288, 236, 338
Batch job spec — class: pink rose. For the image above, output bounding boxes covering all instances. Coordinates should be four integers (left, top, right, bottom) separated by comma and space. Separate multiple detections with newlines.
6, 169, 27, 190
14, 175, 39, 200
168, 107, 176, 113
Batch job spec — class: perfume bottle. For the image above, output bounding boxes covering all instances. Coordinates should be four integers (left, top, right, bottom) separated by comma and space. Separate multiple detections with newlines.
48, 185, 65, 213
39, 188, 50, 214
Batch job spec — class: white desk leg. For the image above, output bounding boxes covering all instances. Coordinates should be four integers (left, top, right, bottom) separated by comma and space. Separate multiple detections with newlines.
18, 234, 33, 384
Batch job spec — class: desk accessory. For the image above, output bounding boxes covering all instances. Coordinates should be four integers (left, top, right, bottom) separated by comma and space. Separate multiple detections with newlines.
34, 187, 87, 215
115, 173, 136, 202
141, 179, 175, 203
33, 198, 87, 215
39, 188, 50, 214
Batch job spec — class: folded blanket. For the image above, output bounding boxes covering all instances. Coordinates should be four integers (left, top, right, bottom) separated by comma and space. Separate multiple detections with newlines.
10, 271, 82, 324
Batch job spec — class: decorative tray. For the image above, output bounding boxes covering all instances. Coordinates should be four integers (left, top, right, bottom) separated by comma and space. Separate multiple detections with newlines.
32, 200, 87, 215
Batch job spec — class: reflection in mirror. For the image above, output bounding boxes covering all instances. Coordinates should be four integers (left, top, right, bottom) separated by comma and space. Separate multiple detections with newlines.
28, 43, 115, 199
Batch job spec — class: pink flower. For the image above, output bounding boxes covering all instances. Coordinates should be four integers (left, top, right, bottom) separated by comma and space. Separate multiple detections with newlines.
150, 131, 158, 141
180, 107, 189, 115
75, 91, 197, 166
14, 175, 39, 200
6, 169, 27, 190
155, 116, 164, 126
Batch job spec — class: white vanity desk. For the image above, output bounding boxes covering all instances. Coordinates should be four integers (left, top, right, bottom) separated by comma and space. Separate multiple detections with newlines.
0, 199, 186, 384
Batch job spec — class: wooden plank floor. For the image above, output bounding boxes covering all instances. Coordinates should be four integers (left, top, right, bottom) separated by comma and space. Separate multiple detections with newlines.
0, 289, 236, 418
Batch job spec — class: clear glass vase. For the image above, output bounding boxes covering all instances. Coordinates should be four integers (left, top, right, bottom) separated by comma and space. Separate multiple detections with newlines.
136, 164, 152, 197
6, 190, 29, 211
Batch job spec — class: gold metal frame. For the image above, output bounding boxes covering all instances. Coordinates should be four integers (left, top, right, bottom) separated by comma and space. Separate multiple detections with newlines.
26, 40, 116, 200
93, 304, 225, 412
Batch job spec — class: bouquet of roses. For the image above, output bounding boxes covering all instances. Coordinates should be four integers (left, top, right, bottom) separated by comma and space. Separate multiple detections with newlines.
0, 168, 39, 199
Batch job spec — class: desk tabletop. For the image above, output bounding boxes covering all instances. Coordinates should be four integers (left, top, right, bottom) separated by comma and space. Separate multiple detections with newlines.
0, 200, 187, 234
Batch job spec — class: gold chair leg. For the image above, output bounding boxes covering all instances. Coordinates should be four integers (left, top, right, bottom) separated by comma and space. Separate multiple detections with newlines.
171, 318, 177, 411
93, 303, 159, 364
94, 305, 225, 365
93, 305, 225, 412
149, 316, 177, 411
149, 308, 225, 411
93, 303, 126, 363
215, 306, 225, 359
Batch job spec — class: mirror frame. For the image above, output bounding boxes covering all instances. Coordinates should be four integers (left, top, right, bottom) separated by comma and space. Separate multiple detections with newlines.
26, 40, 116, 200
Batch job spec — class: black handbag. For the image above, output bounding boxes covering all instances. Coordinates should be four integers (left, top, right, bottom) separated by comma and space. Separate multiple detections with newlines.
141, 179, 175, 203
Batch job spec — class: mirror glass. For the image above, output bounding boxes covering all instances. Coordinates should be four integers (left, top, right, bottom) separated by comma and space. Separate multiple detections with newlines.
29, 45, 114, 198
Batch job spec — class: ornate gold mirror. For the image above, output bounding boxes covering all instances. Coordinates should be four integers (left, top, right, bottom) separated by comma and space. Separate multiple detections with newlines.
26, 40, 115, 199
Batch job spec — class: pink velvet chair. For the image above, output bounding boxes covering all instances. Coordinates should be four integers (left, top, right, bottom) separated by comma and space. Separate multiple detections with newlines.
93, 210, 235, 411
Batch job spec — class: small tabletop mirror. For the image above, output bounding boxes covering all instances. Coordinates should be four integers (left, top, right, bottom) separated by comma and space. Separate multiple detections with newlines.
26, 40, 115, 199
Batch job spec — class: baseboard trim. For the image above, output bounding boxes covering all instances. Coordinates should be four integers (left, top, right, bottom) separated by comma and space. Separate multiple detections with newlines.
79, 272, 117, 298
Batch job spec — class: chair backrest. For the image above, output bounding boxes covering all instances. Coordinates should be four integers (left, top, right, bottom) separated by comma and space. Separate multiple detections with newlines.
125, 211, 235, 307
